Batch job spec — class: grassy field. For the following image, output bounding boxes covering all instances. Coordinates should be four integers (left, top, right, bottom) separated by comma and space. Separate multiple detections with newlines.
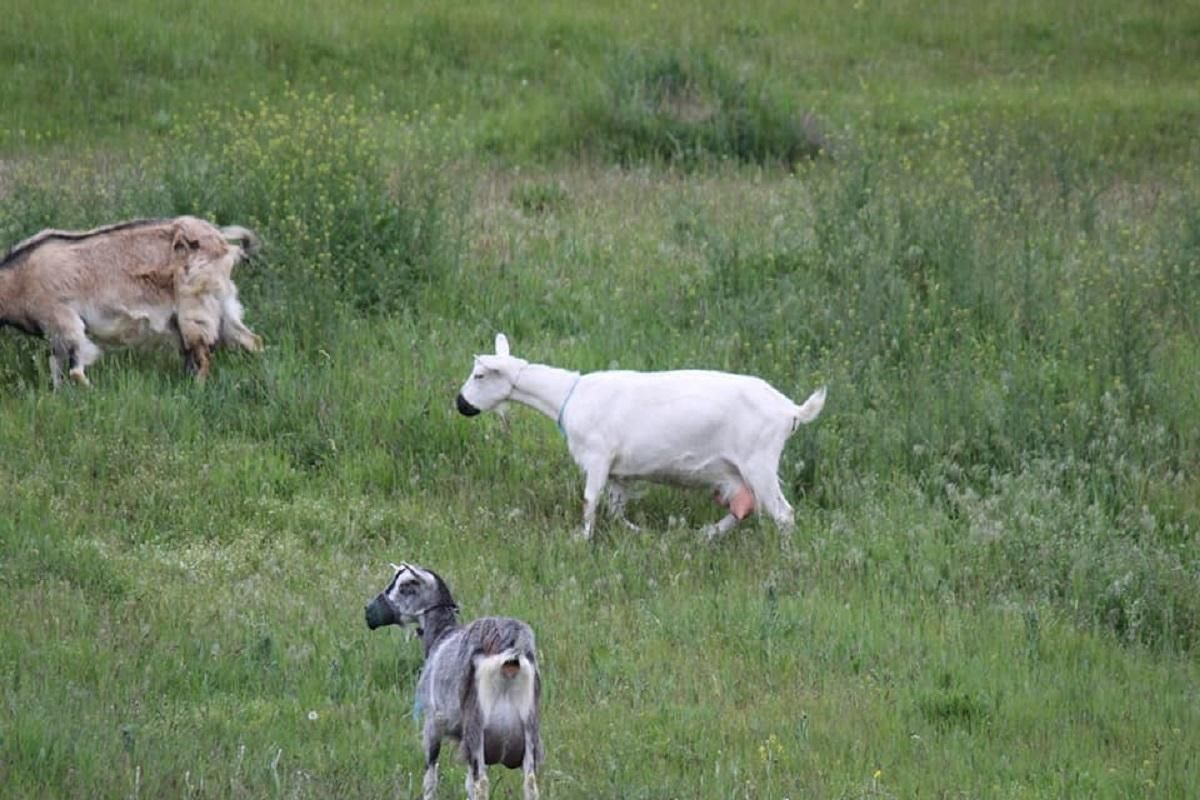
2, 1, 1199, 798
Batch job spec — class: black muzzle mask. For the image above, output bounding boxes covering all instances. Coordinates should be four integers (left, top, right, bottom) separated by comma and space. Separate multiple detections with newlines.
456, 394, 481, 417
364, 594, 398, 630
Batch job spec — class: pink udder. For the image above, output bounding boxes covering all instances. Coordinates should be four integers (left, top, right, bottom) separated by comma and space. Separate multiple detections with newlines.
729, 486, 756, 519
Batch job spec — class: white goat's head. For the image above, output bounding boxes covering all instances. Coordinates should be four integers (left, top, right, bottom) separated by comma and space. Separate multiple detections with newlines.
364, 562, 456, 630
456, 332, 528, 417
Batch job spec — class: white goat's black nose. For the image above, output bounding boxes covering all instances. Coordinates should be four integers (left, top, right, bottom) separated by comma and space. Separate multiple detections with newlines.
456, 394, 481, 416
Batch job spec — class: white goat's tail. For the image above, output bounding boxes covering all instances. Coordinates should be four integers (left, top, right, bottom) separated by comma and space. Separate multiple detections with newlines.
793, 385, 827, 427
220, 225, 261, 258
475, 649, 537, 716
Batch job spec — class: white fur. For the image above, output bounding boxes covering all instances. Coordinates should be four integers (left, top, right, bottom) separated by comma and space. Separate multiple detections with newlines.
458, 333, 826, 540
475, 650, 537, 733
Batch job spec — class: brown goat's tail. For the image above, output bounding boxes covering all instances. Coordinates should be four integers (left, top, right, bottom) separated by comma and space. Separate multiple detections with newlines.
220, 225, 261, 259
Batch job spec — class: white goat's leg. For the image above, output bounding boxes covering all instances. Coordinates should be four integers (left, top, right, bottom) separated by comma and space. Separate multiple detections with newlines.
605, 480, 640, 532
703, 480, 755, 541
770, 498, 796, 531
578, 460, 612, 541
746, 469, 794, 531
702, 513, 742, 541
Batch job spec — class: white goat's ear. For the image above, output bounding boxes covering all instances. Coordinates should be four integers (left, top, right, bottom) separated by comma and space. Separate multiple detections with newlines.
495, 333, 510, 357
390, 562, 403, 573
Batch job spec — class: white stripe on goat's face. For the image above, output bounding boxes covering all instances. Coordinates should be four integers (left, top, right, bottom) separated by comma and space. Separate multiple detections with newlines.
456, 333, 528, 416
382, 562, 439, 620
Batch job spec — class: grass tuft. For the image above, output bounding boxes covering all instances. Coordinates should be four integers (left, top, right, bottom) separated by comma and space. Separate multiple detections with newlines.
571, 47, 829, 166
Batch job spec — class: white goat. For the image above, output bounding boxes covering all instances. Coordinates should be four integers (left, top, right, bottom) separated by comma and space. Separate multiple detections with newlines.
365, 562, 543, 800
0, 216, 262, 387
456, 333, 826, 540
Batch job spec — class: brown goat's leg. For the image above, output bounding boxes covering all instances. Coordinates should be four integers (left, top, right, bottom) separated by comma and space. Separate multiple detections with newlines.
183, 342, 212, 382
49, 352, 66, 389
47, 310, 99, 388
220, 311, 263, 352
177, 294, 221, 382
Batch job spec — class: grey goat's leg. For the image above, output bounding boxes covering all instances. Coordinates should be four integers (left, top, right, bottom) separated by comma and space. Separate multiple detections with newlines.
461, 693, 489, 800
522, 708, 543, 800
421, 719, 441, 800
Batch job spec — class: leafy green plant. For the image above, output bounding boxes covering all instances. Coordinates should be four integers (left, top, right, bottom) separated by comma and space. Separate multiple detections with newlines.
150, 92, 455, 329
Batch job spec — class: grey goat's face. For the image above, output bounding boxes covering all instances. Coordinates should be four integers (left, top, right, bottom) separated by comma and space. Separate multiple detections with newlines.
456, 333, 525, 417
364, 562, 439, 630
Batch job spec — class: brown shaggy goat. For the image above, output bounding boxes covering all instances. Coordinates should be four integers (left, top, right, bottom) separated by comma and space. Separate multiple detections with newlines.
0, 216, 263, 387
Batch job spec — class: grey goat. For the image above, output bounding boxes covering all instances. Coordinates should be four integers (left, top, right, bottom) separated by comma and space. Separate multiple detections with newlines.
365, 562, 543, 800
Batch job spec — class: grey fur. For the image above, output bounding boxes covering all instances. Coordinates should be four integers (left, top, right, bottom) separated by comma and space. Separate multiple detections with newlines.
365, 563, 543, 800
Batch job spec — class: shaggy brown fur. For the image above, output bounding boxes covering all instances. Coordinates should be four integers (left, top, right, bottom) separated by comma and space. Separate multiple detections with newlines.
0, 216, 263, 387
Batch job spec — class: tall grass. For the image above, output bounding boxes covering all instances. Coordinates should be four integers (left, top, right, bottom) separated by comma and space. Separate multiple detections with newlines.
3, 0, 1198, 166
156, 92, 460, 329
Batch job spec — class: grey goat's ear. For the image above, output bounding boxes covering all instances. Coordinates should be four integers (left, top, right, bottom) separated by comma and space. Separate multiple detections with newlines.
495, 333, 510, 357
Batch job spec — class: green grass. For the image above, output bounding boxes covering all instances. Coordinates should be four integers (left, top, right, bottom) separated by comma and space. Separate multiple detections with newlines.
3, 0, 1198, 165
2, 2, 1199, 798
